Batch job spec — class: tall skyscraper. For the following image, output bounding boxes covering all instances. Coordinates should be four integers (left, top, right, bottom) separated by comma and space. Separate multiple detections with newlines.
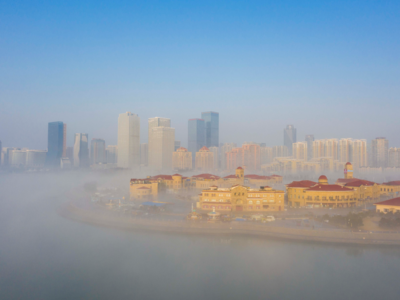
209, 146, 219, 170
220, 143, 236, 170
106, 145, 118, 164
91, 138, 106, 164
305, 135, 314, 160
284, 125, 297, 155
63, 124, 67, 158
117, 112, 140, 168
148, 127, 175, 170
292, 142, 308, 160
73, 133, 89, 167
351, 139, 367, 168
372, 137, 389, 168
148, 117, 171, 168
174, 141, 181, 151
172, 147, 192, 171
46, 121, 64, 167
389, 148, 400, 168
201, 111, 219, 148
188, 118, 206, 160
140, 143, 148, 166
242, 142, 261, 171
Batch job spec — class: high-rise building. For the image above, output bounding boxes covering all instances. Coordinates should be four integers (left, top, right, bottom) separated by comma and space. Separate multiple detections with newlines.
338, 138, 352, 162
272, 145, 289, 159
149, 126, 175, 170
66, 147, 74, 165
26, 150, 47, 168
260, 146, 273, 165
201, 112, 219, 148
242, 142, 261, 171
140, 143, 148, 166
351, 139, 367, 168
106, 145, 118, 164
284, 125, 296, 155
188, 119, 206, 160
372, 137, 389, 168
305, 135, 314, 160
117, 112, 140, 168
209, 146, 219, 170
389, 148, 400, 168
292, 142, 308, 160
172, 147, 192, 171
46, 121, 64, 167
312, 140, 325, 159
91, 139, 106, 164
10, 149, 27, 167
220, 143, 236, 170
325, 139, 338, 160
63, 124, 67, 158
73, 133, 89, 167
195, 146, 214, 172
148, 117, 171, 167
174, 141, 181, 151
226, 147, 244, 170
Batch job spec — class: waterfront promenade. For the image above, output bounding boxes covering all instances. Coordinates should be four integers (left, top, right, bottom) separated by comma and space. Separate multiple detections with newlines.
59, 200, 400, 246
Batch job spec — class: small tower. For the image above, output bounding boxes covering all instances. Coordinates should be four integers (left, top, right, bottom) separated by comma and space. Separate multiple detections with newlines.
318, 175, 328, 185
236, 166, 244, 179
344, 162, 353, 179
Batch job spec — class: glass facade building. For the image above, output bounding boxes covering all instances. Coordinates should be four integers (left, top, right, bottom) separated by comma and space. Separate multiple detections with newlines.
188, 119, 206, 159
46, 121, 64, 167
284, 125, 297, 155
201, 111, 219, 148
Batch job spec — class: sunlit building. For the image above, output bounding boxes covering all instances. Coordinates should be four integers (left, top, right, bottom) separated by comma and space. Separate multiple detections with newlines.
195, 146, 214, 172
117, 112, 140, 168
287, 175, 357, 208
198, 185, 285, 212
242, 142, 261, 171
220, 143, 236, 170
292, 142, 307, 161
172, 147, 192, 171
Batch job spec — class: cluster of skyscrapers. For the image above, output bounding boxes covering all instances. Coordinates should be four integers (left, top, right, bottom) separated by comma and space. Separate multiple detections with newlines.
0, 118, 398, 172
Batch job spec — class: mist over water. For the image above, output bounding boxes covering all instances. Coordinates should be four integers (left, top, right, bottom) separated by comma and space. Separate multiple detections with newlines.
1, 172, 400, 300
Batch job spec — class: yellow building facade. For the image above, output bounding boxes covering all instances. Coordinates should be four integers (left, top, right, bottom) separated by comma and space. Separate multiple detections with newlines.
287, 175, 357, 208
374, 197, 400, 213
195, 146, 214, 172
172, 147, 192, 171
198, 184, 285, 212
380, 181, 400, 198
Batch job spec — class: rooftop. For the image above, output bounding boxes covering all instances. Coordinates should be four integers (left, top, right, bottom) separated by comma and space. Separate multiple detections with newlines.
374, 197, 400, 207
286, 180, 317, 188
307, 184, 353, 192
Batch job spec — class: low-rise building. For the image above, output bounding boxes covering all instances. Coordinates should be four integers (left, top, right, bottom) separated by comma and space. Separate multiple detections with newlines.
380, 181, 400, 198
374, 197, 400, 214
287, 175, 357, 208
197, 185, 285, 213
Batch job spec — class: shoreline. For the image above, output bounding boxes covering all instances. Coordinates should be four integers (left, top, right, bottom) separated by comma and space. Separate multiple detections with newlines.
59, 202, 400, 247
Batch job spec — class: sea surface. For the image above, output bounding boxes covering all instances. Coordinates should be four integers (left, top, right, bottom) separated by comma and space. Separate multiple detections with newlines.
1, 172, 400, 300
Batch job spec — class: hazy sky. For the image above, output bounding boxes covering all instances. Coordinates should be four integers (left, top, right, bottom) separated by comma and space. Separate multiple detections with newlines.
1, 0, 399, 149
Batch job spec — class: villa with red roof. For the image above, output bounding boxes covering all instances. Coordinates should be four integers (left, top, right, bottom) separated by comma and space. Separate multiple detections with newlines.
374, 197, 400, 214
287, 175, 357, 208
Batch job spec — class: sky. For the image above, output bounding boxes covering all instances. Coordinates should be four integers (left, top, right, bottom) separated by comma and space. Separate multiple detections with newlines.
1, 0, 399, 149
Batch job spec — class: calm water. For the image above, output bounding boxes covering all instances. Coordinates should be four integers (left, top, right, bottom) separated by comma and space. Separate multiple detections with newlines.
1, 173, 400, 300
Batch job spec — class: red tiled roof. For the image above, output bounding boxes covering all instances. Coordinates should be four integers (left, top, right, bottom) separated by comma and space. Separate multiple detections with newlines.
245, 174, 271, 180
375, 197, 400, 207
271, 174, 282, 178
224, 175, 237, 179
172, 173, 182, 176
319, 175, 328, 180
151, 175, 173, 180
346, 162, 352, 166
345, 180, 377, 187
382, 181, 400, 186
336, 178, 359, 184
237, 166, 243, 169
192, 173, 220, 180
199, 146, 209, 151
307, 184, 353, 192
286, 180, 317, 188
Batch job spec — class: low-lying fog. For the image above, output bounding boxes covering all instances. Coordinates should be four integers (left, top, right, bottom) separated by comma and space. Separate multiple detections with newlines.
1, 171, 400, 300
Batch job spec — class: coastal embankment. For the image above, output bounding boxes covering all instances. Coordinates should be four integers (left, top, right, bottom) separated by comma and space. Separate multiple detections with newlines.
60, 202, 400, 246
